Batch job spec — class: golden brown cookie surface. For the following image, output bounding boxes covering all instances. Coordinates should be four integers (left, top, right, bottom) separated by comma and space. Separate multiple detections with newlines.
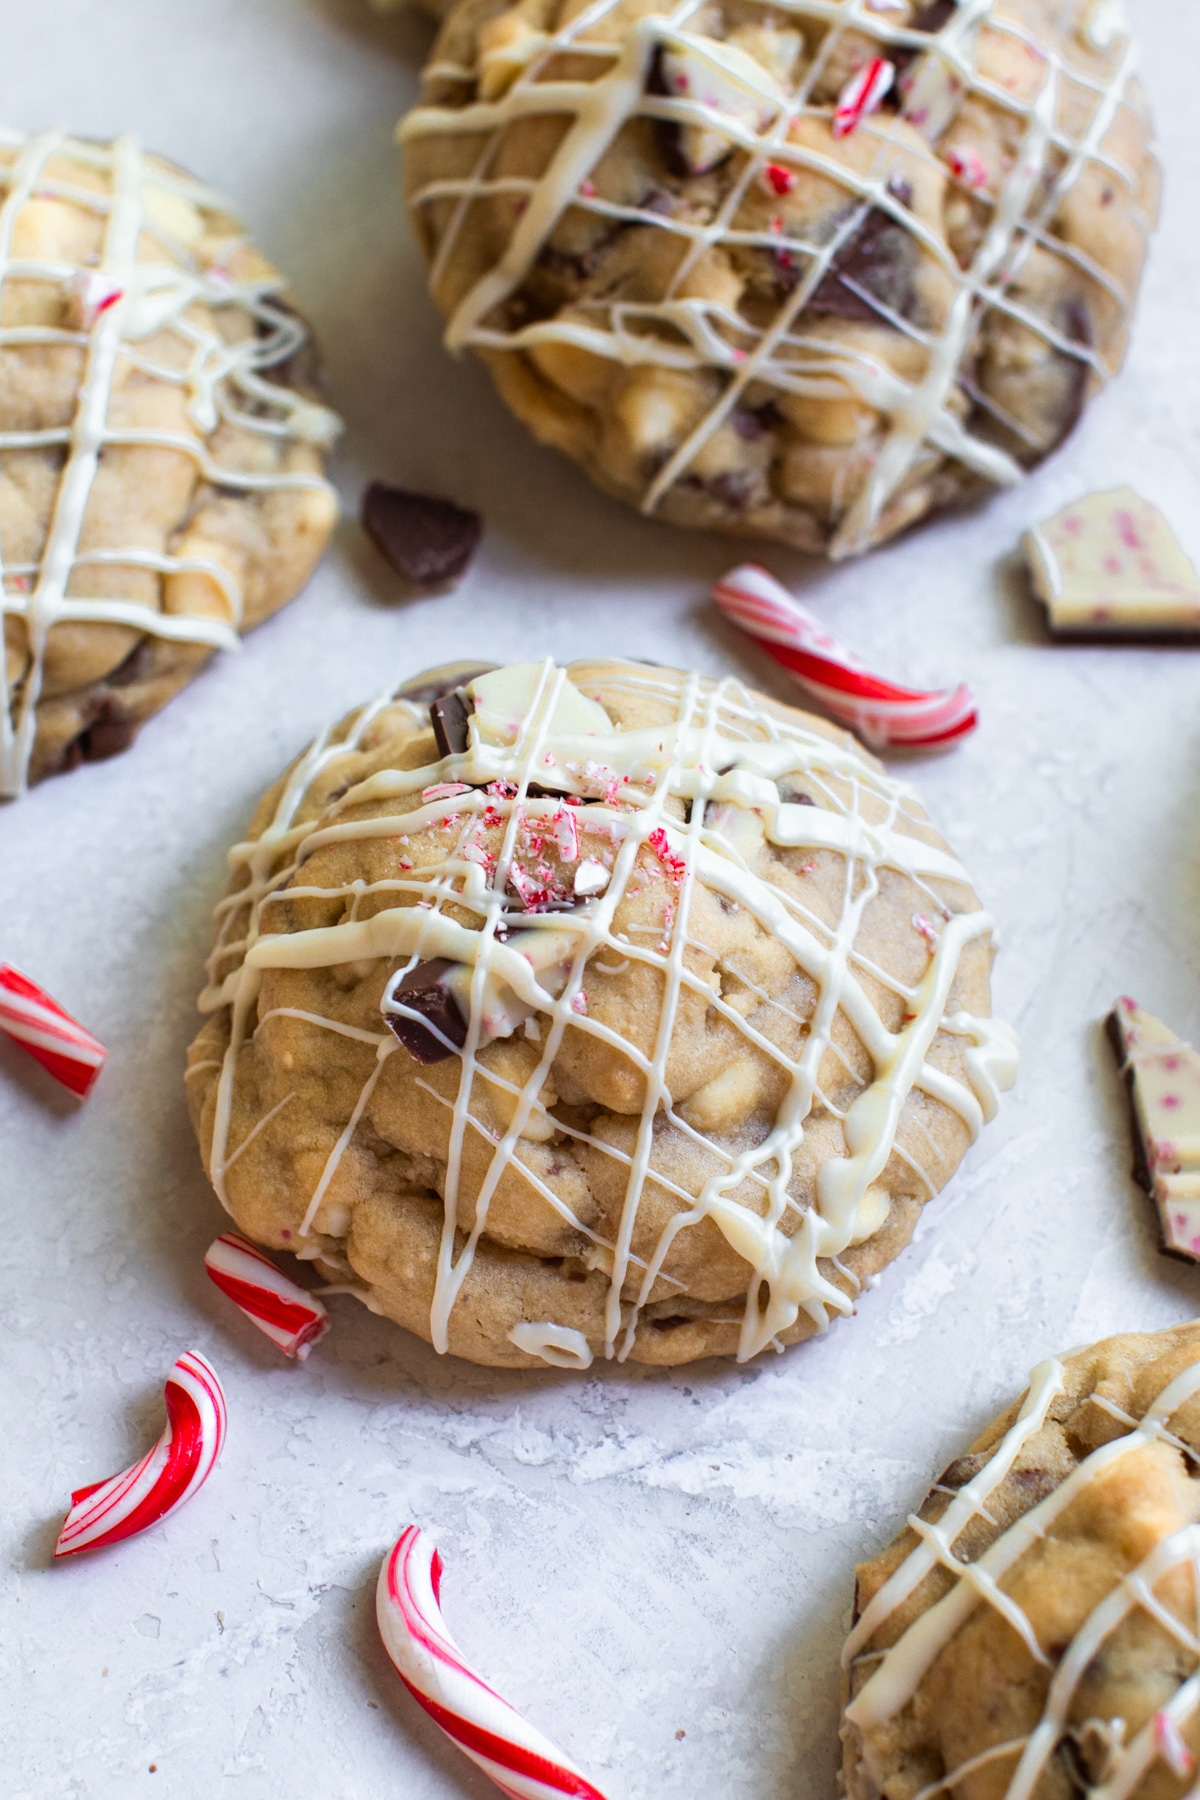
842, 1322, 1200, 1800
188, 657, 1014, 1369
1, 129, 339, 795
401, 0, 1157, 557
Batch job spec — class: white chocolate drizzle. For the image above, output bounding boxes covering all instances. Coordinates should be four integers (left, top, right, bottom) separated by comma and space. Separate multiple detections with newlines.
844, 1344, 1200, 1799
200, 658, 1014, 1362
0, 128, 340, 798
400, 0, 1149, 555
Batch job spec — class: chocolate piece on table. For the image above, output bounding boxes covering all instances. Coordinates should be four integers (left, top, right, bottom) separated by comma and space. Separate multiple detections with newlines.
1107, 996, 1200, 1263
384, 959, 468, 1063
361, 482, 482, 591
431, 689, 473, 758
1024, 489, 1200, 639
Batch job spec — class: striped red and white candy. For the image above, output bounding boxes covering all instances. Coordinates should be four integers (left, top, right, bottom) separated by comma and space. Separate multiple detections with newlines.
54, 1351, 227, 1558
713, 564, 977, 750
377, 1525, 610, 1800
205, 1231, 330, 1360
833, 56, 894, 136
0, 963, 107, 1097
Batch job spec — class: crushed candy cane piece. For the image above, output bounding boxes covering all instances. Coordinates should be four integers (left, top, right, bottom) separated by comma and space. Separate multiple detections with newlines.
1108, 999, 1200, 1265
833, 57, 894, 137
377, 1525, 611, 1800
574, 857, 610, 898
713, 564, 976, 750
77, 272, 124, 325
204, 1231, 330, 1359
0, 963, 107, 1096
1024, 489, 1200, 636
553, 806, 580, 862
54, 1351, 226, 1558
423, 781, 474, 803
1155, 1710, 1195, 1780
946, 144, 989, 190
761, 161, 797, 196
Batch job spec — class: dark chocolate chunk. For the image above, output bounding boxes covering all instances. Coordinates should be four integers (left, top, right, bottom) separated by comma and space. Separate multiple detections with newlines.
63, 696, 140, 770
936, 1451, 993, 1491
384, 959, 467, 1063
107, 639, 156, 688
1105, 1008, 1152, 1196
912, 0, 955, 31
431, 689, 473, 758
913, 0, 949, 31
255, 295, 325, 396
362, 482, 482, 592
393, 663, 497, 708
806, 208, 919, 325
81, 714, 138, 762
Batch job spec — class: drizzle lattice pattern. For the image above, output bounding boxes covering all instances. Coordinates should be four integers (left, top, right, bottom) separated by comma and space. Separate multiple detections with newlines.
195, 660, 1014, 1365
0, 128, 338, 796
844, 1344, 1200, 1800
402, 0, 1150, 553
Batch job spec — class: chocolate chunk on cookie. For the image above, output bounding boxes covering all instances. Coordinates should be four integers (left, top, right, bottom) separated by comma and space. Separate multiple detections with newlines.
383, 960, 468, 1063
431, 690, 473, 757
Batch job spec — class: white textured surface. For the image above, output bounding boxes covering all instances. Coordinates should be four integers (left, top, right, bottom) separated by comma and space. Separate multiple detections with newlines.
1, 2, 1198, 1794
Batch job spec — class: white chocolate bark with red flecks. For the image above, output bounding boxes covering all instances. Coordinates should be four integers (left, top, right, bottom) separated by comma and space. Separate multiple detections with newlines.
1110, 996, 1200, 1260
1025, 489, 1200, 634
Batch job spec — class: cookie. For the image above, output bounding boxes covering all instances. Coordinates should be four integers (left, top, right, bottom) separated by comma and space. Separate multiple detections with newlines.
842, 1322, 1200, 1800
0, 128, 340, 797
400, 0, 1157, 559
187, 656, 1015, 1369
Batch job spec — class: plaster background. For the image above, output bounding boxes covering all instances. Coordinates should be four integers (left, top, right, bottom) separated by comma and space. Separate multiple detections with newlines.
2, 2, 1199, 1793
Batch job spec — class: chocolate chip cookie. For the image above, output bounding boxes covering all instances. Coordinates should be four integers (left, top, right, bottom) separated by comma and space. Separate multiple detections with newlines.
842, 1322, 1200, 1800
401, 0, 1157, 557
1, 128, 339, 796
188, 657, 1015, 1368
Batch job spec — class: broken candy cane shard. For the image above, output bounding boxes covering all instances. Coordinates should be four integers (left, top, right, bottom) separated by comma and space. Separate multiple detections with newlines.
377, 1526, 610, 1800
712, 565, 976, 749
204, 1232, 330, 1359
833, 58, 894, 137
54, 1351, 226, 1558
1156, 1710, 1195, 1779
0, 963, 108, 1096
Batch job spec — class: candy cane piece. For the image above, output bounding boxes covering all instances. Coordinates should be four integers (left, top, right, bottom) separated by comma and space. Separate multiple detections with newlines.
712, 564, 977, 750
833, 57, 894, 137
377, 1525, 611, 1800
54, 1351, 227, 1558
204, 1231, 331, 1359
1156, 1711, 1195, 1780
0, 963, 107, 1096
